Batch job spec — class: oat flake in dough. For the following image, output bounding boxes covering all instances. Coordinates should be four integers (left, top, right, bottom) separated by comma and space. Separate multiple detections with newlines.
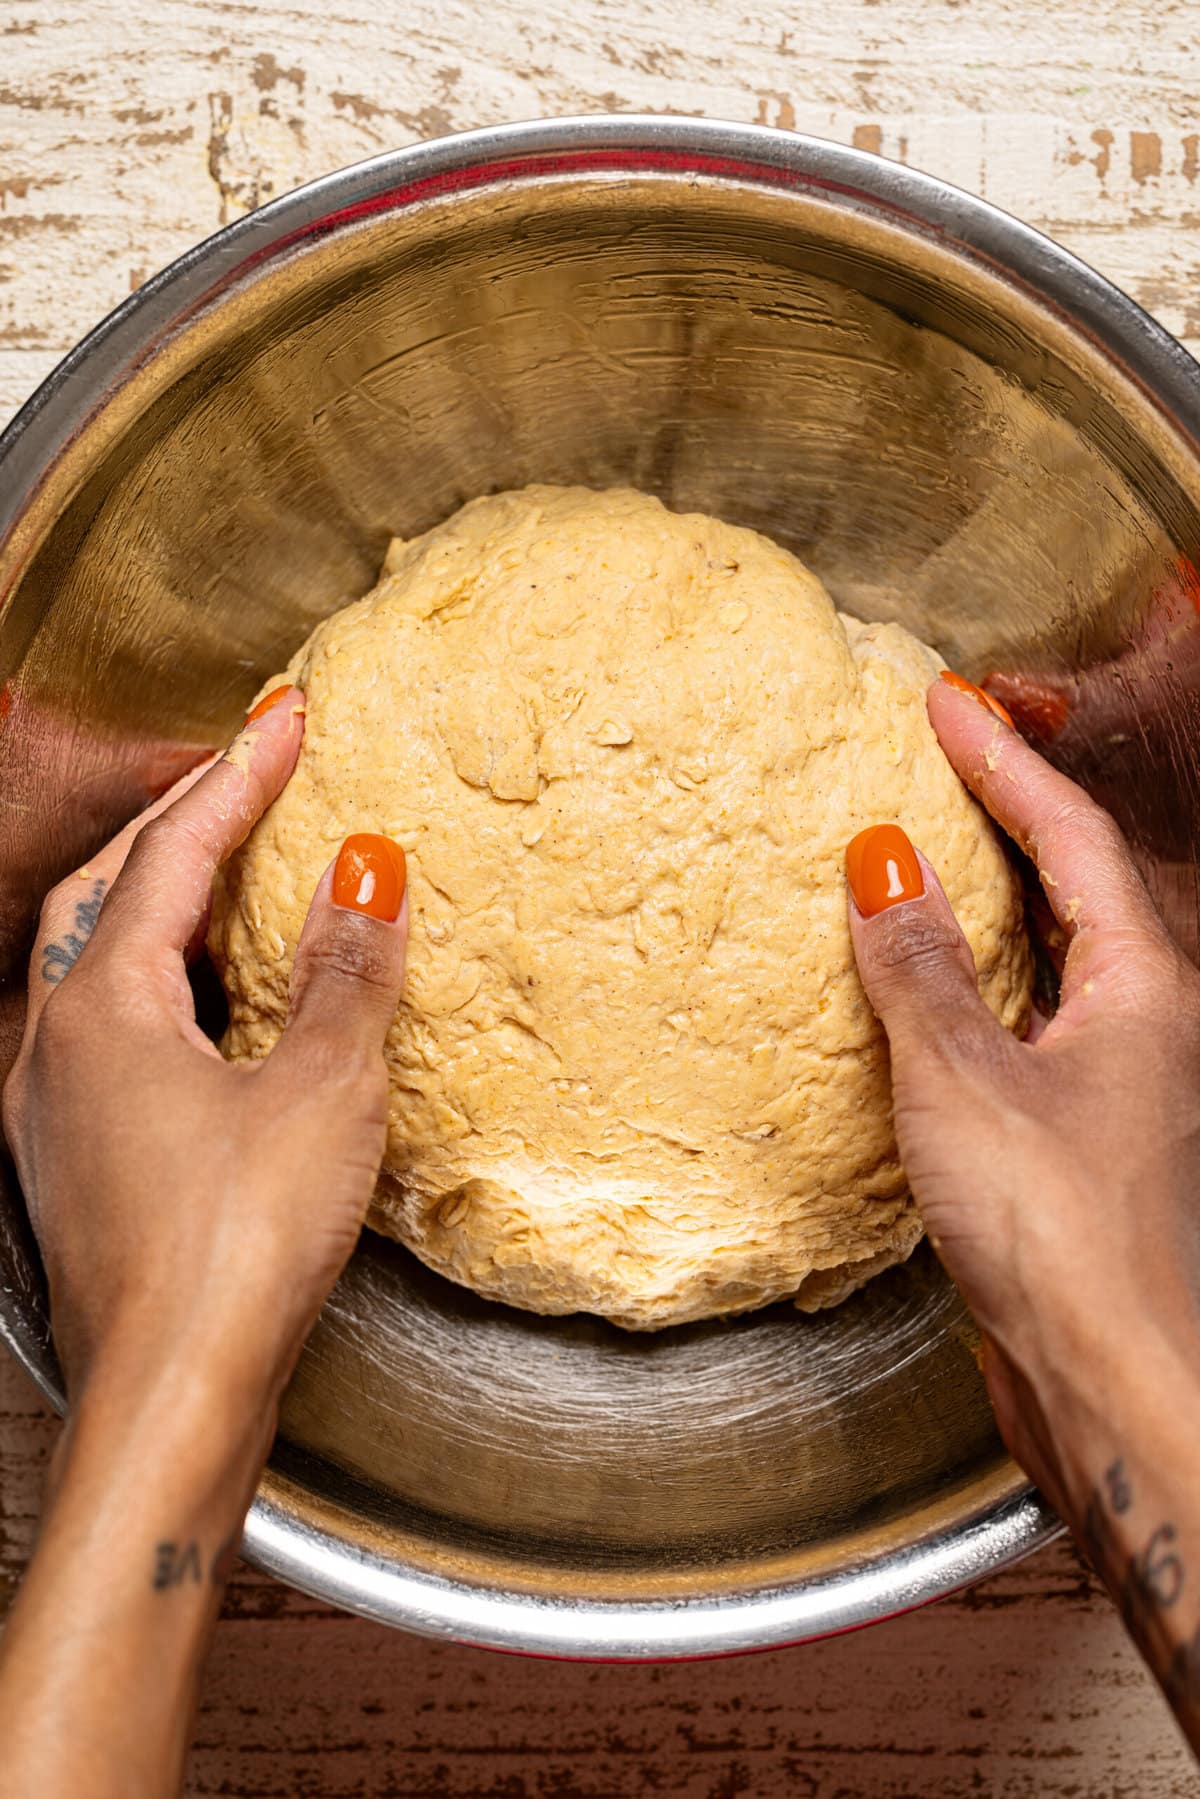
211, 485, 1032, 1331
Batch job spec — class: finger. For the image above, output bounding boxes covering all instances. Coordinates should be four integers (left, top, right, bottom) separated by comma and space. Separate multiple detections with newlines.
846, 824, 1007, 1070
274, 833, 409, 1072
928, 674, 1162, 945
88, 685, 305, 969
26, 753, 220, 1033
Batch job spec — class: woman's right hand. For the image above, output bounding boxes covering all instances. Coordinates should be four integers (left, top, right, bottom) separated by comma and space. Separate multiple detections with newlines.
847, 674, 1200, 1743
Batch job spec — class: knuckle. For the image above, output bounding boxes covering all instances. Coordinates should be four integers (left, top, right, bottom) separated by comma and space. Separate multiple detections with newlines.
131, 808, 214, 872
1044, 792, 1097, 839
866, 909, 990, 1059
131, 811, 184, 862
303, 915, 397, 998
870, 908, 966, 984
115, 818, 162, 887
1040, 791, 1123, 863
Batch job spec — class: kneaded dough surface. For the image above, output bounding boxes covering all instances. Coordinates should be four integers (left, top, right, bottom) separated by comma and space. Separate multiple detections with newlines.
211, 486, 1031, 1330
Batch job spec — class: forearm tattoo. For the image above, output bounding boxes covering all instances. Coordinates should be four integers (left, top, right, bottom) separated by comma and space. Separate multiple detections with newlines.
151, 1536, 239, 1593
1083, 1459, 1200, 1727
41, 878, 106, 984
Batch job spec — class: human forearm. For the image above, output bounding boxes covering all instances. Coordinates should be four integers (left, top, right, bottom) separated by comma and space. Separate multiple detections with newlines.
1016, 1306, 1200, 1748
848, 675, 1200, 1761
0, 1361, 273, 1799
0, 687, 409, 1790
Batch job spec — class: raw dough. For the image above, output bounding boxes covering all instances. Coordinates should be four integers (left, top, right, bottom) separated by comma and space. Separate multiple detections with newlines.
210, 486, 1031, 1330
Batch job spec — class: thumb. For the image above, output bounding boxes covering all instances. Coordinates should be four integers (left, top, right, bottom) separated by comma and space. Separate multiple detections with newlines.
846, 824, 1002, 1068
277, 833, 409, 1070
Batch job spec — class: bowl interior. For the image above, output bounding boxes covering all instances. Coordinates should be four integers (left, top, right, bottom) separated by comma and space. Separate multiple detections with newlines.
3, 135, 1199, 1644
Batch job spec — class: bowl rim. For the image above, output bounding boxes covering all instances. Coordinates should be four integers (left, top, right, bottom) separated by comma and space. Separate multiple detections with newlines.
23, 109, 1200, 1652
3, 110, 1199, 563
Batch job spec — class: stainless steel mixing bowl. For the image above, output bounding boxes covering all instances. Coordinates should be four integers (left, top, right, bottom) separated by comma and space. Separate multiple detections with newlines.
3, 116, 1200, 1658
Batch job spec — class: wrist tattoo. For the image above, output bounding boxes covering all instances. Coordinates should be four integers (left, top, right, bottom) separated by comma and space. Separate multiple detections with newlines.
151, 1534, 240, 1593
41, 879, 106, 984
1132, 1524, 1185, 1613
1105, 1458, 1133, 1515
153, 1541, 202, 1590
1082, 1458, 1197, 1730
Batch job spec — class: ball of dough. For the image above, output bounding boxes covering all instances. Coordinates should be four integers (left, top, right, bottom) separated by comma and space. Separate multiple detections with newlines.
210, 486, 1031, 1330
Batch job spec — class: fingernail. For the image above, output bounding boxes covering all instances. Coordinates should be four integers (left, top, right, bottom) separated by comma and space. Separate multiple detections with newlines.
333, 833, 407, 922
939, 669, 1015, 729
846, 824, 925, 917
246, 685, 294, 723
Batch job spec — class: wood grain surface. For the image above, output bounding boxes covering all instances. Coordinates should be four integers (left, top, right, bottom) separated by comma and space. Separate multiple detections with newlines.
2, 1, 1199, 1792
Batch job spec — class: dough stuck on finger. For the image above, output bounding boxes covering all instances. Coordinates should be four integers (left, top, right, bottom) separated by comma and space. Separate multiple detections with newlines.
209, 486, 1032, 1331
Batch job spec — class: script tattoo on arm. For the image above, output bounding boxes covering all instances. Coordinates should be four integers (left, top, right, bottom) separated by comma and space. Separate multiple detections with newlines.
41, 879, 107, 984
1082, 1458, 1200, 1742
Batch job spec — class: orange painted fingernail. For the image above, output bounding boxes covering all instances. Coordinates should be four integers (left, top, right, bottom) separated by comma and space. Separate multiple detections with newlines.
939, 669, 1014, 729
246, 685, 293, 723
846, 824, 925, 918
333, 833, 407, 922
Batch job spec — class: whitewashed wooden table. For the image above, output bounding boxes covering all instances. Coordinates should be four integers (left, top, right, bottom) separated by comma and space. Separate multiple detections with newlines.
2, 2, 1199, 1791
